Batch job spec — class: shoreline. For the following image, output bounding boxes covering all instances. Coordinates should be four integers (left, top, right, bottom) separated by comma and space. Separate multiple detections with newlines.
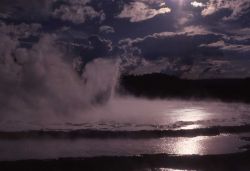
1, 125, 250, 139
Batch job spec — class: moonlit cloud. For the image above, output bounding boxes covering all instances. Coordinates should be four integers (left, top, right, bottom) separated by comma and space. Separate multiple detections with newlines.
183, 25, 210, 35
160, 2, 166, 7
0, 0, 53, 20
0, 22, 41, 38
99, 25, 115, 34
139, 0, 165, 5
202, 0, 250, 20
53, 0, 105, 24
117, 2, 171, 22
191, 1, 205, 8
200, 40, 250, 52
178, 14, 194, 25
117, 23, 250, 77
230, 28, 250, 41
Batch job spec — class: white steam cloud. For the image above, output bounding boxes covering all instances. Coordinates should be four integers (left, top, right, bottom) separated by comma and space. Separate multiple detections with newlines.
0, 33, 120, 126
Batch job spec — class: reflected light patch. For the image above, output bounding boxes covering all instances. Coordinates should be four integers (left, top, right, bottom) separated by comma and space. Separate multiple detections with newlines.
170, 107, 211, 122
157, 168, 196, 171
175, 137, 204, 154
161, 136, 208, 155
180, 124, 201, 130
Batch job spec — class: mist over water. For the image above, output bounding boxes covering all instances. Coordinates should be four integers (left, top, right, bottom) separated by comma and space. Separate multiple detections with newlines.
1, 35, 250, 131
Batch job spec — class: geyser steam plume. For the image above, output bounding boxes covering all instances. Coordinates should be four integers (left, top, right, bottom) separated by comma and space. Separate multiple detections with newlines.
0, 34, 120, 124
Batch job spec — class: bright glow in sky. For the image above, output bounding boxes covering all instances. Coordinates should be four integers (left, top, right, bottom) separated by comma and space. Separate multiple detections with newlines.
191, 1, 205, 7
177, 0, 186, 6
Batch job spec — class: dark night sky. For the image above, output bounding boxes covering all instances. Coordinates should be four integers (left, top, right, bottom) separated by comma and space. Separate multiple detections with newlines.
0, 0, 250, 78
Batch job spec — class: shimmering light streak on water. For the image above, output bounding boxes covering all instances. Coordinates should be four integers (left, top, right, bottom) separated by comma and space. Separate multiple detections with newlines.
171, 136, 205, 155
0, 134, 248, 160
170, 107, 211, 122
157, 169, 196, 171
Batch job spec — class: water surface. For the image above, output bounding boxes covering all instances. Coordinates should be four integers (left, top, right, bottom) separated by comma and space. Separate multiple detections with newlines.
1, 98, 250, 161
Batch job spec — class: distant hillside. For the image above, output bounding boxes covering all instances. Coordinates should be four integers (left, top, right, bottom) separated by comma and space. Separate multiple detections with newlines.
119, 73, 250, 103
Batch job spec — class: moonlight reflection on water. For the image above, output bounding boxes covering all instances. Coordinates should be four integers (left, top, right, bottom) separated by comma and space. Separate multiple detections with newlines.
173, 136, 205, 155
167, 107, 212, 130
171, 107, 211, 122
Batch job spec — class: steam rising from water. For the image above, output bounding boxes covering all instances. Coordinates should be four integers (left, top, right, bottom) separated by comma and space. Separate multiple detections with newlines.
0, 34, 120, 126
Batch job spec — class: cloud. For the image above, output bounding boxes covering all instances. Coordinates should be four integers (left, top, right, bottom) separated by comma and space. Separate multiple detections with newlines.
42, 26, 114, 65
117, 1, 171, 22
202, 0, 250, 20
82, 35, 113, 59
139, 0, 165, 4
200, 40, 250, 52
182, 59, 250, 79
117, 22, 250, 77
191, 1, 205, 8
229, 28, 250, 41
0, 0, 53, 20
0, 0, 249, 81
99, 25, 115, 34
53, 0, 105, 24
0, 0, 106, 23
119, 25, 223, 59
0, 22, 41, 39
182, 25, 216, 36
127, 58, 178, 75
178, 13, 194, 25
